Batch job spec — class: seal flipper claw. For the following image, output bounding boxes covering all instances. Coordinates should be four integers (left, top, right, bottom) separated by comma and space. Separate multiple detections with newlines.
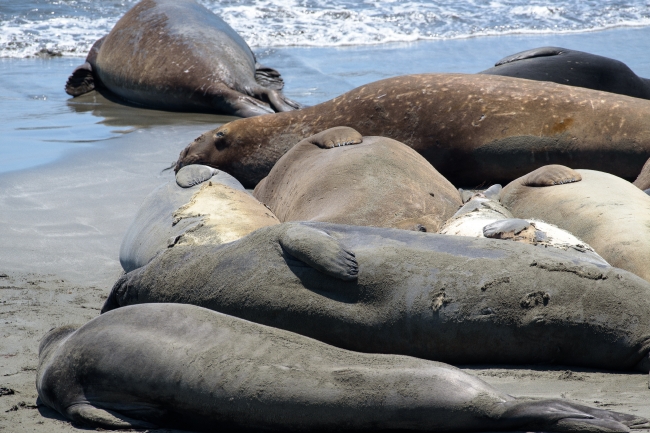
495, 47, 565, 66
280, 224, 358, 281
521, 164, 582, 187
175, 165, 218, 188
66, 403, 157, 429
304, 127, 363, 149
65, 62, 95, 97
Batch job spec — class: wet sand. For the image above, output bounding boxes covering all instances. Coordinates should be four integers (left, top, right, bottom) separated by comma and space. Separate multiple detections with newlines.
2, 28, 650, 431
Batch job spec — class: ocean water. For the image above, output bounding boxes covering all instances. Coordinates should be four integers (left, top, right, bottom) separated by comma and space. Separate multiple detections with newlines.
1, 0, 650, 174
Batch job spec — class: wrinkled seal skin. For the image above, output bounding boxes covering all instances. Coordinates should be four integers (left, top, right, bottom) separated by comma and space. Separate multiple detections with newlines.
104, 222, 650, 372
634, 157, 650, 190
500, 165, 650, 283
480, 47, 650, 99
38, 304, 648, 432
175, 73, 650, 188
253, 127, 462, 232
64, 0, 301, 117
120, 165, 278, 273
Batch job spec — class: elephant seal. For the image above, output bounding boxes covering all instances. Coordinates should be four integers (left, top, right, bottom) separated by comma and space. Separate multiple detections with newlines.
104, 221, 650, 371
175, 73, 650, 188
500, 165, 650, 283
120, 164, 279, 272
64, 0, 301, 117
438, 190, 608, 266
633, 157, 650, 190
38, 303, 646, 432
480, 47, 650, 99
253, 127, 462, 232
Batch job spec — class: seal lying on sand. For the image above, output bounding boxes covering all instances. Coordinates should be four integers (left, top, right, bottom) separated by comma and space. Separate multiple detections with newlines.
175, 73, 650, 187
439, 190, 608, 266
120, 165, 279, 272
104, 222, 650, 371
65, 0, 301, 117
500, 165, 650, 283
38, 303, 647, 431
480, 47, 650, 99
634, 157, 650, 191
253, 127, 462, 232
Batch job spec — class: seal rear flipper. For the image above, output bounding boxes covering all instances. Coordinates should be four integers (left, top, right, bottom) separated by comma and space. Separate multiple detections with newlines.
280, 225, 358, 281
65, 62, 95, 97
265, 89, 304, 112
495, 47, 566, 66
225, 91, 275, 118
255, 64, 285, 90
303, 126, 363, 149
66, 403, 158, 429
520, 165, 582, 187
176, 165, 219, 188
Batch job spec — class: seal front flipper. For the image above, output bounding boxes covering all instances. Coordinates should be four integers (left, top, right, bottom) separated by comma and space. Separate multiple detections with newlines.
495, 47, 566, 66
520, 164, 582, 187
279, 225, 358, 281
66, 403, 158, 429
175, 165, 219, 188
303, 126, 363, 149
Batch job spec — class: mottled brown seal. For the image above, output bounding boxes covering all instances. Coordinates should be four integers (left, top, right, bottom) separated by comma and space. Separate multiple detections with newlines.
38, 303, 647, 431
253, 127, 462, 232
65, 0, 301, 117
500, 165, 650, 283
175, 73, 650, 187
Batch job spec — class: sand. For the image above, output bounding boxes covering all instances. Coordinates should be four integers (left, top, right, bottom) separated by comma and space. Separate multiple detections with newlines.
2, 27, 650, 431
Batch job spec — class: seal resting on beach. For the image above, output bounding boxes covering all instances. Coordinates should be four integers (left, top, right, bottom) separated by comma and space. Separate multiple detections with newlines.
480, 47, 650, 99
38, 303, 648, 431
104, 221, 650, 371
633, 157, 650, 191
500, 165, 650, 283
174, 73, 650, 187
253, 127, 462, 232
120, 164, 279, 272
438, 190, 608, 266
64, 0, 301, 117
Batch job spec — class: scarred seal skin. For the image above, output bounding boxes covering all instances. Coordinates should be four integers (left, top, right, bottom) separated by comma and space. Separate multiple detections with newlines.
253, 127, 462, 232
175, 73, 650, 188
65, 0, 301, 117
500, 165, 650, 284
480, 47, 650, 99
104, 222, 650, 372
120, 165, 279, 273
38, 303, 648, 431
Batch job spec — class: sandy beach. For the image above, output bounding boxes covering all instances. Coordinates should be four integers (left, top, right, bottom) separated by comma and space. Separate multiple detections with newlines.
2, 27, 650, 431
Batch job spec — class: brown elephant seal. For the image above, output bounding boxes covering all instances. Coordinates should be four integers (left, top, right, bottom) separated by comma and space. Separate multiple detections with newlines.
38, 303, 647, 432
65, 0, 301, 117
479, 47, 650, 99
104, 221, 650, 372
500, 165, 650, 283
253, 127, 462, 232
120, 164, 279, 272
438, 190, 607, 266
174, 73, 650, 188
633, 157, 650, 190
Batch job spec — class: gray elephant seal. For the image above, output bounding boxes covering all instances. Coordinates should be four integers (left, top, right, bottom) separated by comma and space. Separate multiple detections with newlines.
633, 157, 650, 190
480, 47, 650, 99
38, 303, 647, 432
104, 221, 650, 371
175, 73, 650, 188
65, 0, 301, 117
253, 127, 462, 232
120, 165, 278, 272
500, 165, 650, 283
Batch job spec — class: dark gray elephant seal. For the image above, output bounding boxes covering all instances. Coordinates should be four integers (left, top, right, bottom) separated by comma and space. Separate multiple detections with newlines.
480, 47, 650, 99
174, 73, 650, 188
104, 221, 650, 371
38, 303, 647, 431
65, 0, 301, 117
253, 127, 462, 232
120, 164, 278, 272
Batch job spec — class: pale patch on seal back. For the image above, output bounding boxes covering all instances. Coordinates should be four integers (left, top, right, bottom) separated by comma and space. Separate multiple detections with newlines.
171, 182, 280, 247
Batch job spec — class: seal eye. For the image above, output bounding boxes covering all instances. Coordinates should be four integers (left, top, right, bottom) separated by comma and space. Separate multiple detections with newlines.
215, 131, 225, 138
